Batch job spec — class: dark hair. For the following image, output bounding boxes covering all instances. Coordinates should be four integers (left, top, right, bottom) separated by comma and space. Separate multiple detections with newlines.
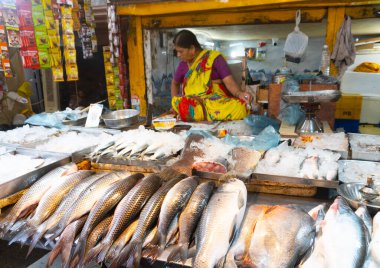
173, 30, 202, 50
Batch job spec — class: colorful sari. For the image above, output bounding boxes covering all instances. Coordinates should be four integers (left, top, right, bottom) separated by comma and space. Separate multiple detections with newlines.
171, 50, 248, 122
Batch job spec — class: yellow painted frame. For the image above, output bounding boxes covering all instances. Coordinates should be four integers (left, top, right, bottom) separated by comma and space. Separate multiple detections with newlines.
120, 2, 380, 115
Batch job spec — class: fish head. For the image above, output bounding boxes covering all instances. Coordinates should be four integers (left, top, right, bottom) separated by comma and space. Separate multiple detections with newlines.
325, 197, 353, 220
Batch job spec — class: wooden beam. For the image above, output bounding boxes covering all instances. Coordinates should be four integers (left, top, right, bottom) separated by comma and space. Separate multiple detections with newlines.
346, 5, 380, 18
117, 0, 380, 16
127, 16, 147, 115
141, 8, 326, 28
326, 7, 345, 77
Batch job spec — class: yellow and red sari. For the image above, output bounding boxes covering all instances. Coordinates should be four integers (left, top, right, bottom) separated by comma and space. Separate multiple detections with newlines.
172, 50, 248, 122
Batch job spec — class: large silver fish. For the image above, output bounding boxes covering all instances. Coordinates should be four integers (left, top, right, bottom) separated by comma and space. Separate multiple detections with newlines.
8, 170, 93, 251
46, 171, 130, 241
167, 181, 215, 264
145, 176, 198, 260
224, 204, 270, 268
364, 211, 380, 268
193, 179, 247, 268
300, 197, 367, 268
0, 163, 78, 235
111, 176, 184, 268
26, 172, 108, 253
72, 173, 143, 267
249, 205, 315, 268
86, 174, 162, 263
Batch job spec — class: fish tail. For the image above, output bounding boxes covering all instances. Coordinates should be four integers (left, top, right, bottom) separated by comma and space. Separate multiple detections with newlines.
166, 244, 181, 263
143, 245, 160, 263
85, 240, 107, 264
96, 242, 112, 263
70, 238, 86, 267
46, 240, 63, 268
8, 225, 35, 246
179, 242, 190, 265
110, 239, 142, 268
68, 255, 79, 268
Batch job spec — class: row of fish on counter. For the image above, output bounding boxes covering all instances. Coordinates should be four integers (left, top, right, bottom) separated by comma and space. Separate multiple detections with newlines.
89, 126, 186, 161
0, 162, 378, 268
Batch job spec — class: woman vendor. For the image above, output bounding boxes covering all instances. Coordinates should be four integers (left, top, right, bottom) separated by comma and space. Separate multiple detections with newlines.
171, 30, 253, 122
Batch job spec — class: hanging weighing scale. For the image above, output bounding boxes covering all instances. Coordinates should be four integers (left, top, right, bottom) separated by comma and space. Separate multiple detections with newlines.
282, 89, 341, 134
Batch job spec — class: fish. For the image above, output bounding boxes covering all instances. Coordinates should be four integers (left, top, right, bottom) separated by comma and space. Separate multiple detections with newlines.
46, 215, 88, 268
71, 215, 113, 268
105, 220, 139, 263
167, 181, 215, 264
145, 176, 198, 260
193, 179, 247, 268
8, 170, 93, 250
224, 205, 270, 268
300, 197, 367, 268
71, 173, 143, 267
249, 205, 315, 268
308, 203, 327, 233
172, 134, 205, 176
25, 172, 108, 254
110, 176, 184, 268
356, 206, 373, 238
86, 174, 162, 263
46, 171, 130, 242
230, 147, 262, 178
364, 211, 380, 268
0, 163, 78, 236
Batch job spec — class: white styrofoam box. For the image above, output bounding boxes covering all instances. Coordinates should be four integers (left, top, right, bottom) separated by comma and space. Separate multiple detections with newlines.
360, 96, 380, 124
341, 71, 380, 97
349, 133, 380, 162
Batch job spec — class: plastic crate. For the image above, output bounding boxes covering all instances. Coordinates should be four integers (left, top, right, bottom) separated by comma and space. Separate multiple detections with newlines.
334, 119, 360, 133
335, 94, 362, 120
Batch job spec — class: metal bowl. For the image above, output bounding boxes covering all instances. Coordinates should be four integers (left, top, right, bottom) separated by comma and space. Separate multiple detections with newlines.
101, 109, 139, 129
337, 182, 380, 214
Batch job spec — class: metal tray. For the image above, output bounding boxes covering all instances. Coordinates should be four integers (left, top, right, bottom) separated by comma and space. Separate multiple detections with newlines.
0, 147, 71, 199
192, 170, 339, 189
282, 90, 341, 104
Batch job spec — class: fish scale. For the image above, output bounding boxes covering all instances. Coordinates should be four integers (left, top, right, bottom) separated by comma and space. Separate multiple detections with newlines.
46, 215, 88, 268
146, 176, 199, 259
0, 163, 78, 235
194, 179, 247, 268
46, 171, 130, 241
72, 173, 143, 266
27, 170, 94, 228
86, 174, 162, 263
111, 176, 184, 268
71, 215, 113, 268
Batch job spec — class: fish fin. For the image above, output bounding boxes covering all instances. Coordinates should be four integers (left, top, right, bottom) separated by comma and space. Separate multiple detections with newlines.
143, 246, 160, 263
224, 251, 238, 268
46, 240, 63, 268
8, 225, 35, 246
216, 255, 227, 268
166, 244, 181, 263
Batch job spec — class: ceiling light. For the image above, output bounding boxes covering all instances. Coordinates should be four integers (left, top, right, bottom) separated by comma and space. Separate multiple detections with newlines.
229, 42, 243, 47
374, 9, 380, 17
205, 41, 215, 47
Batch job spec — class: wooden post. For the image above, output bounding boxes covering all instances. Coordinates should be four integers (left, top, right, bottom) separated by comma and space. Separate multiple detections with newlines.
127, 16, 147, 115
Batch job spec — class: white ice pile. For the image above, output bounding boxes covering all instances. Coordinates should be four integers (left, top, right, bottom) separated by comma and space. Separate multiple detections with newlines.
349, 133, 380, 153
338, 160, 380, 184
255, 142, 341, 180
36, 131, 112, 153
297, 132, 348, 152
0, 154, 45, 182
0, 125, 59, 145
192, 138, 235, 164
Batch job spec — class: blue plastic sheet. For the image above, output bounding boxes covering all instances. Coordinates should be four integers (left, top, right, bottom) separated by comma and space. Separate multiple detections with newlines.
244, 115, 280, 135
279, 79, 305, 125
25, 113, 67, 129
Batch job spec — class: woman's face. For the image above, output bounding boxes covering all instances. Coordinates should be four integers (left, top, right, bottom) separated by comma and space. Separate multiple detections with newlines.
175, 45, 195, 63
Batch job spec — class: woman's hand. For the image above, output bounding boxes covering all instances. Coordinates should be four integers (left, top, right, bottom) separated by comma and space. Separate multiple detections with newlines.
237, 91, 253, 104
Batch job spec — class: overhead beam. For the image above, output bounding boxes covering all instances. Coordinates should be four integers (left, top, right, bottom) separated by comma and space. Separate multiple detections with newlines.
117, 0, 380, 16
141, 8, 326, 28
